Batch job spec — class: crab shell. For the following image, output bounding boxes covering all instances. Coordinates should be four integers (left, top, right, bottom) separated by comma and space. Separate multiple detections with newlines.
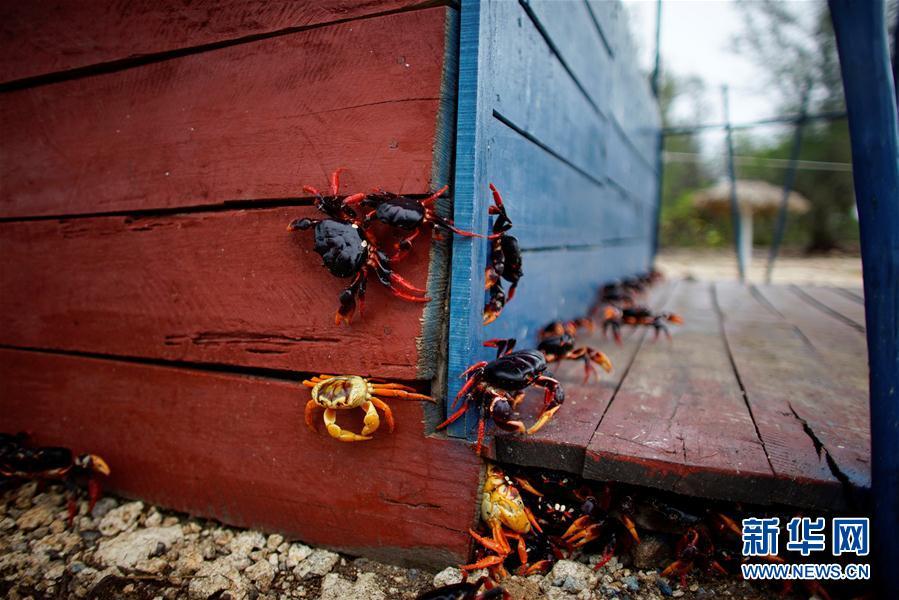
482, 466, 532, 534
310, 375, 371, 409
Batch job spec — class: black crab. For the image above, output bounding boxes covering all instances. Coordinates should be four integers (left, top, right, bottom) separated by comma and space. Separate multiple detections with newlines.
436, 338, 564, 454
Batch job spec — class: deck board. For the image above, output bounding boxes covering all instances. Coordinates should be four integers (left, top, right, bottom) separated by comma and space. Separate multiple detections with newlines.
0, 348, 479, 567
489, 283, 672, 473
585, 281, 777, 503
492, 280, 870, 510
0, 206, 437, 379
0, 7, 451, 218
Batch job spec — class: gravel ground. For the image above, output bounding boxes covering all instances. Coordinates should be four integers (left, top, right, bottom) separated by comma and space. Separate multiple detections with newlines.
0, 483, 795, 600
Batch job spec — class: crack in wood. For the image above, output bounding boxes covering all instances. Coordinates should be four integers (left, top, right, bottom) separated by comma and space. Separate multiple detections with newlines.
789, 284, 866, 333
163, 331, 342, 347
711, 283, 777, 478
787, 402, 859, 509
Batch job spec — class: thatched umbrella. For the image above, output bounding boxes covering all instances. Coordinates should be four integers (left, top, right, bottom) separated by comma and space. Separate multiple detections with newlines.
693, 180, 810, 276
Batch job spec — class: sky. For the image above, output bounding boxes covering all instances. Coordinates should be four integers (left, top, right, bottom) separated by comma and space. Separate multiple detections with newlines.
622, 0, 825, 163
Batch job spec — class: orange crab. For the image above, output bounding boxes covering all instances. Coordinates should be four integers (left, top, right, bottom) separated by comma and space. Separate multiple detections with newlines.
303, 375, 431, 442
462, 464, 543, 579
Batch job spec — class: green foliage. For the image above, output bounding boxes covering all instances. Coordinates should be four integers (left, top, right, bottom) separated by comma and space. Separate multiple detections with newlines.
659, 2, 860, 252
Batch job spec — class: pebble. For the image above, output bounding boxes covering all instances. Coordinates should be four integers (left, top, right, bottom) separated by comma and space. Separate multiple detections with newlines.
266, 534, 284, 550
293, 548, 339, 579
97, 501, 143, 536
285, 543, 313, 568
623, 575, 640, 592
2, 481, 764, 600
657, 578, 674, 597
94, 526, 183, 569
246, 559, 276, 592
432, 566, 463, 588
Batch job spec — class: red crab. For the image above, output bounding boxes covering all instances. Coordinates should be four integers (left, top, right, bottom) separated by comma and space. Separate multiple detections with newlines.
0, 433, 110, 525
344, 185, 483, 259
602, 306, 683, 343
289, 169, 431, 324
437, 339, 564, 454
483, 184, 522, 325
536, 319, 612, 383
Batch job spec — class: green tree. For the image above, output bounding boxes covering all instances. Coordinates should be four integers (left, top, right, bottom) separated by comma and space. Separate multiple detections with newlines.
658, 73, 718, 247
733, 0, 856, 252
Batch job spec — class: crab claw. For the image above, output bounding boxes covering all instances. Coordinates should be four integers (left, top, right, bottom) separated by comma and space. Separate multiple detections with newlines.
287, 218, 315, 231
86, 455, 111, 477
666, 313, 684, 325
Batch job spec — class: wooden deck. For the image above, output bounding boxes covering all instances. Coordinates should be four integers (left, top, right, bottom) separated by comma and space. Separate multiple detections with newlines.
489, 280, 870, 511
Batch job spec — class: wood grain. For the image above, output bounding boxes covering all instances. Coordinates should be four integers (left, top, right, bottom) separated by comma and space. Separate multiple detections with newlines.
0, 348, 479, 567
489, 0, 608, 183
0, 0, 425, 84
717, 283, 869, 507
490, 283, 671, 474
484, 116, 646, 250
446, 0, 659, 439
0, 206, 438, 379
585, 281, 779, 505
793, 285, 867, 331
0, 7, 450, 218
747, 284, 870, 495
754, 284, 869, 393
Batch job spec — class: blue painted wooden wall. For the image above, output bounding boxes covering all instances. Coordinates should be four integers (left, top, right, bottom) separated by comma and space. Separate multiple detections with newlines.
447, 0, 661, 437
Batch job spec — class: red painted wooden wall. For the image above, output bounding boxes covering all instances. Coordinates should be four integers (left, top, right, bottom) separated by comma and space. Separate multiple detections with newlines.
0, 1, 478, 567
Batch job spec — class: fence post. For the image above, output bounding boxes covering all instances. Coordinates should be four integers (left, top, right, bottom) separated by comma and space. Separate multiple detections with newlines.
829, 0, 899, 592
721, 85, 745, 281
765, 86, 810, 283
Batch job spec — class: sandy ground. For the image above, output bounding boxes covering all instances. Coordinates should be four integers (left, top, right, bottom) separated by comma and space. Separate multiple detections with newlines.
655, 248, 863, 288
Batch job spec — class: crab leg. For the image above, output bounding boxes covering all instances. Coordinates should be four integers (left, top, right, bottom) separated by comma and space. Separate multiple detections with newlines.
358, 401, 381, 436
328, 168, 345, 196
460, 554, 506, 575
369, 397, 395, 433
371, 387, 432, 402
469, 526, 508, 556
451, 367, 485, 410
592, 544, 616, 571
504, 531, 529, 565
323, 408, 372, 442
421, 185, 449, 207
437, 395, 470, 430
304, 400, 319, 432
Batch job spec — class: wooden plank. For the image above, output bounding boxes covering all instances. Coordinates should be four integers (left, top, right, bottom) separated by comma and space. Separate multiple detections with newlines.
585, 281, 782, 505
0, 348, 479, 567
0, 0, 424, 84
485, 116, 645, 249
482, 244, 653, 346
0, 206, 437, 379
446, 0, 659, 438
792, 285, 867, 331
754, 284, 868, 393
523, 0, 613, 115
717, 282, 869, 507
0, 7, 450, 218
489, 0, 609, 182
735, 286, 871, 500
489, 283, 672, 473
525, 0, 659, 172
836, 286, 865, 304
